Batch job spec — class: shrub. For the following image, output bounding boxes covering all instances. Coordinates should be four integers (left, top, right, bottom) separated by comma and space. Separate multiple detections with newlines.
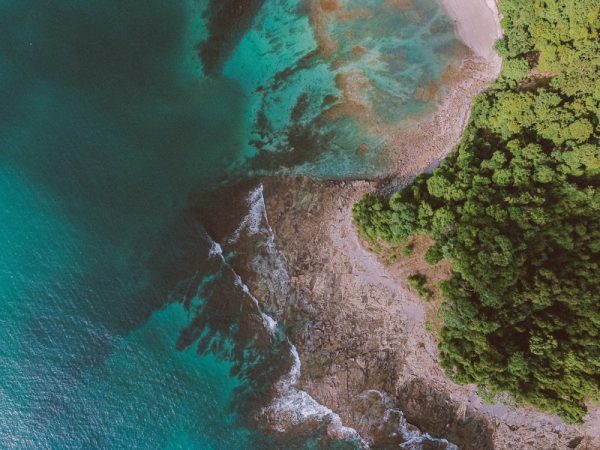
407, 273, 434, 301
353, 0, 600, 423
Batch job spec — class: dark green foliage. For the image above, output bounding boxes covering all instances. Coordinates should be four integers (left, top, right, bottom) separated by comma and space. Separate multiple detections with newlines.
407, 273, 434, 301
352, 0, 600, 423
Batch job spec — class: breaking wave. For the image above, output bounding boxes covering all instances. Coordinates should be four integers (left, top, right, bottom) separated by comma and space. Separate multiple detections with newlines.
193, 184, 457, 449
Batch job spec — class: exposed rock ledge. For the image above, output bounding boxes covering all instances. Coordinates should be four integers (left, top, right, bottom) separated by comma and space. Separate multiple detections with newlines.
194, 1, 599, 444
252, 176, 600, 449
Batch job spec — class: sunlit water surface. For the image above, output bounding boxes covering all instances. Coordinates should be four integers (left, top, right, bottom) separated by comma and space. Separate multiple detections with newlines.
0, 0, 460, 447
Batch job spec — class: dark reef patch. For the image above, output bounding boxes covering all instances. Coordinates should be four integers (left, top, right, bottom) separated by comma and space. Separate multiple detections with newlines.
198, 0, 267, 74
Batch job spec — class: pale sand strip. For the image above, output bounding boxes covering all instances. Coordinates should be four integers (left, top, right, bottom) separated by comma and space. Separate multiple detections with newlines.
304, 0, 504, 184
439, 0, 503, 63
372, 0, 504, 184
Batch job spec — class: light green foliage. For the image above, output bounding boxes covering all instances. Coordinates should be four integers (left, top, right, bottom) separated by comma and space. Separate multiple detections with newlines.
501, 58, 530, 83
352, 0, 600, 423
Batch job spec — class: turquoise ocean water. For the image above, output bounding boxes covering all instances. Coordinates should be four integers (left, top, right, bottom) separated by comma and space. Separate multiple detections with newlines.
0, 0, 460, 447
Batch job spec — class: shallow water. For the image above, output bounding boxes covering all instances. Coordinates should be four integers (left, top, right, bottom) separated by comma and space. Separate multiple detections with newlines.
0, 0, 460, 447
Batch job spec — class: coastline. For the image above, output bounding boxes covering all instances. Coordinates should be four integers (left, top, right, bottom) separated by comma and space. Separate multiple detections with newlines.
256, 176, 600, 448
359, 0, 503, 185
439, 0, 502, 64
232, 0, 600, 448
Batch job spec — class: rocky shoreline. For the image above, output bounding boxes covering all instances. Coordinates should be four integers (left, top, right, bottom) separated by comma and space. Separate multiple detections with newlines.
196, 0, 600, 447
248, 177, 600, 449
236, 0, 600, 445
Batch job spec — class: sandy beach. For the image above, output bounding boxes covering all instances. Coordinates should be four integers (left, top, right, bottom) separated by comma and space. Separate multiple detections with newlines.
347, 0, 505, 184
440, 0, 502, 63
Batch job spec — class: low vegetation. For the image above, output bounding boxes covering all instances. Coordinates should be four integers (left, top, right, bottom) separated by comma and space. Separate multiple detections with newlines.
407, 273, 434, 301
353, 0, 600, 423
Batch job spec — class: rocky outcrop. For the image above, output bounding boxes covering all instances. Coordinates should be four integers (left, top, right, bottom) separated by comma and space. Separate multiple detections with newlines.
248, 176, 600, 450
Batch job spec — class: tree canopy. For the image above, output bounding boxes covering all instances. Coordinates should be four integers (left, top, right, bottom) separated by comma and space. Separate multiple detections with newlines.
353, 0, 600, 423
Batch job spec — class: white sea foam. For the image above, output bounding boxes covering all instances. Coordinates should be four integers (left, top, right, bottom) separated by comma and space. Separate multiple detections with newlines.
205, 230, 278, 337
229, 183, 291, 310
219, 186, 454, 449
261, 313, 277, 335
360, 390, 458, 450
208, 241, 223, 258
221, 186, 364, 445
228, 184, 267, 244
265, 344, 367, 447
231, 272, 260, 306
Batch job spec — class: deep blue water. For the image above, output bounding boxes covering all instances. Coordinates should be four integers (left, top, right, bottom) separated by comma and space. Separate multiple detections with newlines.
0, 0, 459, 447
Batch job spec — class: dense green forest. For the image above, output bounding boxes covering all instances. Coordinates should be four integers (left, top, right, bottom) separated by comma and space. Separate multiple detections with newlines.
353, 0, 600, 423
